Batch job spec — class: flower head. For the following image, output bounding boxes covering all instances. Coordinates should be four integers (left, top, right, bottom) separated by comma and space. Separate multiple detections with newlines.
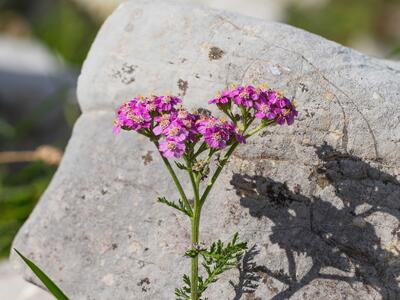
153, 113, 174, 135
115, 84, 297, 160
154, 95, 181, 112
164, 120, 189, 142
113, 98, 152, 133
208, 85, 298, 127
159, 139, 186, 158
196, 116, 242, 149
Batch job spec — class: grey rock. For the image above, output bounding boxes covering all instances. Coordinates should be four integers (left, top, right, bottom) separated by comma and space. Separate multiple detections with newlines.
11, 0, 400, 299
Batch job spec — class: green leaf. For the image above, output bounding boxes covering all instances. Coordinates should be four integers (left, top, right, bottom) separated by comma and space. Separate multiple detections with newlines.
14, 249, 69, 300
197, 233, 247, 295
175, 274, 191, 300
158, 197, 192, 217
184, 249, 198, 258
174, 161, 188, 170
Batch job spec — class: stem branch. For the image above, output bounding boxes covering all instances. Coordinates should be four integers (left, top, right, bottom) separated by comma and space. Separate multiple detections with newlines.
154, 143, 193, 216
200, 143, 238, 206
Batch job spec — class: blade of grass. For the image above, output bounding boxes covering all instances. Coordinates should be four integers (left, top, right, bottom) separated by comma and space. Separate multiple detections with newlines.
14, 249, 69, 300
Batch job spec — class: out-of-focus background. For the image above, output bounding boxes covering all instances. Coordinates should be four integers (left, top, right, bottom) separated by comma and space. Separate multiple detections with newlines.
0, 0, 399, 298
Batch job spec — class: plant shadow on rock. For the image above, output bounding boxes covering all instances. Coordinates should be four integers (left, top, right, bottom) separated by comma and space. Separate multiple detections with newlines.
230, 143, 400, 300
229, 245, 263, 300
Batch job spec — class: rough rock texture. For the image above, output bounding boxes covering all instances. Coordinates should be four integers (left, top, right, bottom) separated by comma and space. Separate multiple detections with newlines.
11, 0, 400, 299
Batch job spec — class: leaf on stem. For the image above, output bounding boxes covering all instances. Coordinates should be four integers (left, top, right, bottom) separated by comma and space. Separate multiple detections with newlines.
175, 161, 188, 170
175, 274, 209, 300
175, 274, 191, 300
198, 233, 247, 295
158, 197, 193, 217
14, 249, 69, 300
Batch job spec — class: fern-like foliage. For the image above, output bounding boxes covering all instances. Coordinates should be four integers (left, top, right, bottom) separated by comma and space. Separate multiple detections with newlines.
182, 233, 247, 299
198, 233, 247, 294
175, 274, 191, 300
175, 274, 210, 300
158, 197, 192, 217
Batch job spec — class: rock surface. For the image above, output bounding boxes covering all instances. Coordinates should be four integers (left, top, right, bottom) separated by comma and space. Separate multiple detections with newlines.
11, 0, 400, 299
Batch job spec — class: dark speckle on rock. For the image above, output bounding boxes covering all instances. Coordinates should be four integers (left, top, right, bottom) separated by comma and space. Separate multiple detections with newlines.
177, 79, 188, 96
124, 23, 134, 32
293, 184, 301, 194
112, 63, 137, 84
208, 46, 225, 60
112, 243, 118, 250
137, 277, 150, 292
141, 151, 153, 165
299, 82, 309, 92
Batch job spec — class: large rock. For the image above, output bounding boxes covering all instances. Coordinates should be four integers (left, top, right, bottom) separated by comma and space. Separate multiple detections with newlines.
11, 0, 400, 299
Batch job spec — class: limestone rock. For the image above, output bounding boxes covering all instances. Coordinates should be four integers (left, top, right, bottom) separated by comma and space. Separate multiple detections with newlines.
11, 0, 400, 299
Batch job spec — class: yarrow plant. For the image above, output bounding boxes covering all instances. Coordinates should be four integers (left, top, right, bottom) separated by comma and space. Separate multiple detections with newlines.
15, 84, 297, 300
113, 84, 298, 300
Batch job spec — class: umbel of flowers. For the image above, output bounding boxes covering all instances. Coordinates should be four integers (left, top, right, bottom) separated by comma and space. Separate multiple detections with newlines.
114, 85, 298, 300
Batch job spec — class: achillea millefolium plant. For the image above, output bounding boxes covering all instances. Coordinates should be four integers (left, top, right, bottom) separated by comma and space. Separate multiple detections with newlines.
113, 84, 298, 300
16, 84, 298, 300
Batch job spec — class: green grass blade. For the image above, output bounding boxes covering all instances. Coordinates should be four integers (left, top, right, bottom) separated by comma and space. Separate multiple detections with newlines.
14, 249, 69, 300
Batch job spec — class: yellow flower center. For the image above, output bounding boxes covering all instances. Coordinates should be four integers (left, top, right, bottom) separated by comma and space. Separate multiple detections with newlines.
169, 127, 179, 136
167, 142, 176, 150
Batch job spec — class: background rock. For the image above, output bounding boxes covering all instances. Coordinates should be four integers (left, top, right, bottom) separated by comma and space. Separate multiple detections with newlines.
0, 35, 77, 148
0, 261, 53, 300
11, 0, 400, 299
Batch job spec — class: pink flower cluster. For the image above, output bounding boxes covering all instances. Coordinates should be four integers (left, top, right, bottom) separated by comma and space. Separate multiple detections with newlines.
113, 95, 243, 158
209, 85, 298, 125
114, 85, 298, 159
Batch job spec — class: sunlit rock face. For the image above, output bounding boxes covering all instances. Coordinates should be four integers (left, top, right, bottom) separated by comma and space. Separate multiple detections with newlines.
11, 1, 400, 299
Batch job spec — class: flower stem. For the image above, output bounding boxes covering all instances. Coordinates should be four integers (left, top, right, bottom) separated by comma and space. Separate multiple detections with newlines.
185, 156, 201, 300
191, 197, 201, 300
200, 142, 238, 206
155, 143, 193, 215
245, 120, 274, 138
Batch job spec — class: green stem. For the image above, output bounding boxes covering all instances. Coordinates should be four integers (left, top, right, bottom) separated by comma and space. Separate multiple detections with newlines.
155, 143, 193, 216
245, 120, 274, 138
200, 143, 238, 206
191, 199, 201, 300
188, 160, 201, 300
185, 156, 200, 209
193, 142, 207, 159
